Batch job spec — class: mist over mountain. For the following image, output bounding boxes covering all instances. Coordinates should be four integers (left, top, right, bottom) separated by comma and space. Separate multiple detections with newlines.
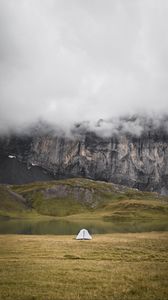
1, 114, 168, 139
73, 114, 168, 138
0, 115, 168, 195
1, 0, 168, 135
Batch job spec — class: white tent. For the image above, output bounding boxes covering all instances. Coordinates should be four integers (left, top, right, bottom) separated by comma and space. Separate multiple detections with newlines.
76, 229, 92, 240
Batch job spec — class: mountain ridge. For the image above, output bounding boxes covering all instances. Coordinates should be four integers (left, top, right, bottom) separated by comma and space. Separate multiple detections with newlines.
0, 119, 168, 194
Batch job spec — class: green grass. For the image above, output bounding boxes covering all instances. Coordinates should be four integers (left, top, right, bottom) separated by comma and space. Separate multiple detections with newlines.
32, 195, 87, 217
0, 178, 168, 221
102, 199, 168, 221
0, 232, 168, 300
0, 185, 31, 218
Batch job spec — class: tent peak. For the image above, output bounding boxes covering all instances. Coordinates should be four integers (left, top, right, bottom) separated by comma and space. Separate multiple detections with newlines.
76, 229, 92, 240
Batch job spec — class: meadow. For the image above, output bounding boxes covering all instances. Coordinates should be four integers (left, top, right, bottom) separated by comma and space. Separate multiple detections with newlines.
0, 232, 168, 300
0, 179, 168, 299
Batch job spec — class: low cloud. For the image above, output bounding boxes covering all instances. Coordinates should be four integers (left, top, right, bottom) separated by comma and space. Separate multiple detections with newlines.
0, 0, 168, 135
71, 114, 168, 138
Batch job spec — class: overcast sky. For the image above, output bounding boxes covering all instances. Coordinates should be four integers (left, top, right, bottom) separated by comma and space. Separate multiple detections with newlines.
0, 0, 168, 134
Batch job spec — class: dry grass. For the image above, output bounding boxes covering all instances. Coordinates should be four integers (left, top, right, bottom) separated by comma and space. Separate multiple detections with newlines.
0, 232, 168, 300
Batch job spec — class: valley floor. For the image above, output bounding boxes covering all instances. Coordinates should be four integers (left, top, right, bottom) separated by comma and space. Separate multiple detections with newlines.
0, 232, 168, 300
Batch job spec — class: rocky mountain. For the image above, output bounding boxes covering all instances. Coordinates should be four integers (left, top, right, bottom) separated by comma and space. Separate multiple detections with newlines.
0, 119, 168, 194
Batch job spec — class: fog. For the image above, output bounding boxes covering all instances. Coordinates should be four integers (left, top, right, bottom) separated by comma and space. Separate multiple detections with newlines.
0, 0, 168, 135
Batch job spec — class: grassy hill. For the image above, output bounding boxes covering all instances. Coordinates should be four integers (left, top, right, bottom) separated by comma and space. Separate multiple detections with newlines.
0, 185, 29, 218
0, 178, 168, 221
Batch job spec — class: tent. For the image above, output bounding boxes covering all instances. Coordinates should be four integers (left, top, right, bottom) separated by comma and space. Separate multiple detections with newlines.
76, 229, 92, 240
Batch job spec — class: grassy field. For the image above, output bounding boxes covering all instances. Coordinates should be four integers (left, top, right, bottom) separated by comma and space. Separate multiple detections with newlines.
0, 232, 168, 300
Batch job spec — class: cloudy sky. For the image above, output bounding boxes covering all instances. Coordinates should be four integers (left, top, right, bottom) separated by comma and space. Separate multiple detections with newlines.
0, 0, 168, 133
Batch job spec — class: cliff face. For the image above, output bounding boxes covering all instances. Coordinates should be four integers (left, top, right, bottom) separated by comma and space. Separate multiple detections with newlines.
0, 129, 168, 194
0, 135, 54, 184
29, 130, 168, 194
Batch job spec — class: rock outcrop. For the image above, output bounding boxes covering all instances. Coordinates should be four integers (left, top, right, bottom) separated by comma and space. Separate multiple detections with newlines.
0, 126, 168, 194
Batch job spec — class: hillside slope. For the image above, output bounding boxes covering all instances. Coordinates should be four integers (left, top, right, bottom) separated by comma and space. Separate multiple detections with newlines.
0, 185, 28, 217
0, 178, 168, 220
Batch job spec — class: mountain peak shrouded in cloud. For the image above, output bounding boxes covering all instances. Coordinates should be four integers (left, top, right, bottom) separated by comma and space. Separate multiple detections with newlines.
0, 0, 168, 135
71, 114, 168, 138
